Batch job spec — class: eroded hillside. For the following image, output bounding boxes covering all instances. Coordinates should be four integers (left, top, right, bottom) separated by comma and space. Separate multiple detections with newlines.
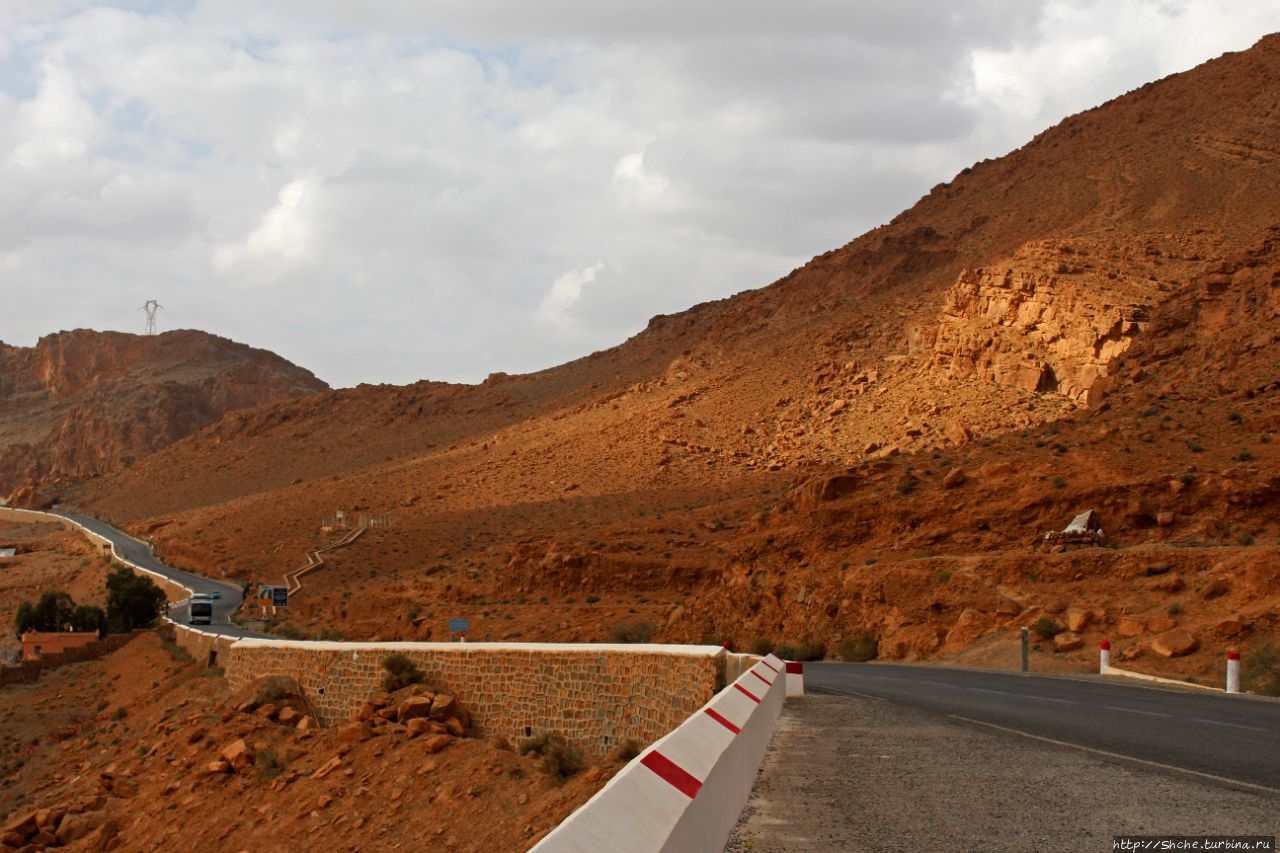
46, 34, 1280, 683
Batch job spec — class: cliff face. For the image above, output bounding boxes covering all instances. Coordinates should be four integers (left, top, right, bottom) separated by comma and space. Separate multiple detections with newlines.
0, 329, 328, 503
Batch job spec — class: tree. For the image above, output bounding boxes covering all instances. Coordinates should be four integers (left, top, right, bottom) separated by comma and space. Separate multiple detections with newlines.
105, 566, 166, 633
70, 605, 107, 637
33, 590, 76, 632
15, 601, 35, 636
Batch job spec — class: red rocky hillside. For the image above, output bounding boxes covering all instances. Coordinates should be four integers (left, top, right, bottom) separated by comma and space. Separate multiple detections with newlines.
57, 34, 1280, 684
0, 329, 328, 505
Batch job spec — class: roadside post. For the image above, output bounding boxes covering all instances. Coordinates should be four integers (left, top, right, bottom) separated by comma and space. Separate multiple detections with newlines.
1020, 626, 1029, 672
1227, 650, 1241, 693
1100, 638, 1111, 674
449, 618, 469, 642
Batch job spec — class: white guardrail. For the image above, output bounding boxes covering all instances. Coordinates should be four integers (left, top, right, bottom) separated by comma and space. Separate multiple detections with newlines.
531, 653, 790, 853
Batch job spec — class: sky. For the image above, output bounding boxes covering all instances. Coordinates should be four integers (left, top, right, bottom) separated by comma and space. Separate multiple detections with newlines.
1, 2, 1278, 388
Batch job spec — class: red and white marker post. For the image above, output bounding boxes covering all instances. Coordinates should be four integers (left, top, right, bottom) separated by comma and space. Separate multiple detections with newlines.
1227, 650, 1241, 694
1099, 638, 1111, 674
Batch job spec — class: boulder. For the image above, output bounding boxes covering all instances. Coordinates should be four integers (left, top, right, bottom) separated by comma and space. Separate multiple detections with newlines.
883, 625, 944, 660
1213, 619, 1247, 638
942, 467, 967, 489
429, 694, 459, 722
1065, 607, 1092, 633
1117, 618, 1145, 638
1053, 632, 1084, 652
1202, 579, 1230, 600
255, 703, 278, 720
444, 717, 466, 737
1151, 630, 1199, 658
335, 722, 372, 743
206, 760, 231, 774
397, 696, 435, 723
277, 707, 301, 726
296, 715, 317, 732
220, 739, 255, 773
1146, 617, 1177, 634
1, 812, 37, 841
405, 718, 434, 739
421, 734, 453, 754
943, 609, 988, 653
55, 811, 105, 846
1150, 574, 1185, 593
1156, 511, 1175, 527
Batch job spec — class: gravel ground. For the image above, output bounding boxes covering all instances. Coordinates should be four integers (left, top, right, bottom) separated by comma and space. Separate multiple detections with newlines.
725, 694, 1280, 852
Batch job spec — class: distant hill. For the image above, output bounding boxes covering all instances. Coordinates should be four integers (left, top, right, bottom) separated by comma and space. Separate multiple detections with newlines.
0, 329, 328, 504
63, 35, 1280, 682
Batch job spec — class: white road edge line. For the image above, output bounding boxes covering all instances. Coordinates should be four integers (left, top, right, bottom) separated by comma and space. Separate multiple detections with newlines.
950, 714, 1280, 796
812, 686, 888, 702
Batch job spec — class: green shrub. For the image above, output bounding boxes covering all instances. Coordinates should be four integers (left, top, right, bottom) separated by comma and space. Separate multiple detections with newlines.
1236, 532, 1255, 546
608, 621, 656, 644
1032, 618, 1061, 641
1185, 440, 1205, 453
838, 633, 878, 662
751, 638, 775, 656
1243, 645, 1280, 696
1234, 449, 1255, 462
609, 738, 642, 763
775, 642, 826, 662
1051, 476, 1067, 489
519, 732, 584, 779
382, 653, 425, 692
255, 748, 285, 781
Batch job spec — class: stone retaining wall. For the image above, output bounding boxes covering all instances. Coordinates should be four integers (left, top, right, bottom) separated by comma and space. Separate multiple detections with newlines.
170, 628, 728, 755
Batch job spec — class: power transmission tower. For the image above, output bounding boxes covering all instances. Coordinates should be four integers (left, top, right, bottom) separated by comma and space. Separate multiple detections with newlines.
141, 300, 162, 336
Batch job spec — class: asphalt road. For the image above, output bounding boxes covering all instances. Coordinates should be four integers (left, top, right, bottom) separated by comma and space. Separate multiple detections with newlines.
53, 510, 263, 639
806, 662, 1280, 792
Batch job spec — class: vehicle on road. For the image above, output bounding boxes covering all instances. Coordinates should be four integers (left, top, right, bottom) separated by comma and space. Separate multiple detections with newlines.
189, 600, 213, 625
209, 591, 222, 600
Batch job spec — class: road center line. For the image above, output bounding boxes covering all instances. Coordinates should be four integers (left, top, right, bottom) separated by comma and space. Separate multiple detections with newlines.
950, 714, 1280, 796
1187, 717, 1271, 733
1101, 705, 1171, 718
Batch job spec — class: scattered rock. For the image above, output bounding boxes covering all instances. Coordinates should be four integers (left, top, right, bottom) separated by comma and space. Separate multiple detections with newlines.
397, 696, 435, 723
429, 695, 459, 722
1213, 619, 1248, 638
1065, 607, 1092, 633
220, 739, 256, 773
1202, 579, 1230, 600
335, 722, 372, 743
1146, 616, 1176, 634
1149, 574, 1185, 593
1117, 618, 1145, 638
1053, 632, 1084, 652
1151, 630, 1199, 658
312, 756, 342, 780
941, 467, 967, 489
1156, 511, 1175, 527
422, 734, 454, 754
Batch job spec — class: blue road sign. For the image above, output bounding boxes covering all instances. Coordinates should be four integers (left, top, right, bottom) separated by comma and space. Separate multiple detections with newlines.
272, 587, 288, 607
449, 618, 469, 633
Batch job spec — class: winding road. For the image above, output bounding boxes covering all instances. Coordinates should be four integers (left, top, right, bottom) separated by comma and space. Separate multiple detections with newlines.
50, 509, 264, 639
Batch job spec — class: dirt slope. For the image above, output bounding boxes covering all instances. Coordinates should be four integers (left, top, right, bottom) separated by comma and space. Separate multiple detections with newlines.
45, 34, 1280, 684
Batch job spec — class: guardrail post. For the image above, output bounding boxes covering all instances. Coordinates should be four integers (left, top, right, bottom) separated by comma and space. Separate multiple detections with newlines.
1099, 638, 1110, 674
1020, 626, 1028, 672
1226, 650, 1241, 694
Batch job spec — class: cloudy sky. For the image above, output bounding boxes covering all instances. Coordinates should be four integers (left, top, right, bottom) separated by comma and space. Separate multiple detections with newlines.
2, 2, 1278, 388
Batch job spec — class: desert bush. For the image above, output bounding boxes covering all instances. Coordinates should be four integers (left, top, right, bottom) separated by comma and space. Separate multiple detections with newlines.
1242, 645, 1280, 697
838, 633, 878, 662
382, 653, 425, 692
751, 638, 775, 656
609, 738, 642, 763
255, 675, 297, 705
775, 642, 826, 662
256, 748, 285, 781
1236, 532, 1255, 546
519, 732, 584, 779
1032, 618, 1062, 641
608, 621, 656, 644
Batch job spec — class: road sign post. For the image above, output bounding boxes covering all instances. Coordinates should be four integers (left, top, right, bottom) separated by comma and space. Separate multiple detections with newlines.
1020, 626, 1029, 672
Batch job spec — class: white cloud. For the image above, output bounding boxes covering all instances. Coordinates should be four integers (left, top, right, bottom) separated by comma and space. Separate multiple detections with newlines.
0, 1, 1277, 386
536, 261, 605, 331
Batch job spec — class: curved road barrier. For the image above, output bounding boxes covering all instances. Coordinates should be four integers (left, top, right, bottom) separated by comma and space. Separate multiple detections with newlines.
531, 655, 786, 853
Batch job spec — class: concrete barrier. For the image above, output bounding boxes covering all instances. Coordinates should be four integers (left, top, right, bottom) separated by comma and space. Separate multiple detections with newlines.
785, 660, 805, 696
530, 654, 786, 853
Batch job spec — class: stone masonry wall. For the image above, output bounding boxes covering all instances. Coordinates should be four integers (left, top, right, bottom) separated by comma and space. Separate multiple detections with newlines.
172, 632, 727, 755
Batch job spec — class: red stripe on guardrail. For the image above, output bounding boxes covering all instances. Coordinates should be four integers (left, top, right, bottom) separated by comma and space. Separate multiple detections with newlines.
750, 669, 773, 688
640, 750, 702, 799
758, 659, 780, 673
704, 707, 741, 734
785, 661, 804, 674
734, 683, 761, 703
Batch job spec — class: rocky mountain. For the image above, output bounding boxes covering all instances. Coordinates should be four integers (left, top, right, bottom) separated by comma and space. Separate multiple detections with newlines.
58, 34, 1280, 682
0, 330, 328, 504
